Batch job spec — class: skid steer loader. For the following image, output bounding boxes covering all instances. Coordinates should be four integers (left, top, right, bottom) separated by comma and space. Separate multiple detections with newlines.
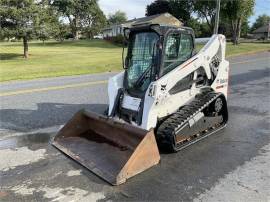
52, 23, 229, 185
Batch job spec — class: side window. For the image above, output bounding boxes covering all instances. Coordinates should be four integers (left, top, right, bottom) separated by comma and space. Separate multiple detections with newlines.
163, 33, 193, 75
164, 33, 181, 70
179, 34, 193, 61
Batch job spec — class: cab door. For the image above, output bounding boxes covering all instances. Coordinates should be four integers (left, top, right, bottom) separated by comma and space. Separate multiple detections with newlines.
161, 31, 195, 95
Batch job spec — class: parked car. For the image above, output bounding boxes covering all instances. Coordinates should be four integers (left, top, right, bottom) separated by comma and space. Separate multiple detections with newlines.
94, 34, 103, 39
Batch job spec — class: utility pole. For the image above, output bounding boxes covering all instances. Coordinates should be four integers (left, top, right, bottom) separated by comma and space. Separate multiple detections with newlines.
214, 0, 221, 34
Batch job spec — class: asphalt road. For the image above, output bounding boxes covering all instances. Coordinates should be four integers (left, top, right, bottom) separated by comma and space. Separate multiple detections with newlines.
0, 51, 269, 201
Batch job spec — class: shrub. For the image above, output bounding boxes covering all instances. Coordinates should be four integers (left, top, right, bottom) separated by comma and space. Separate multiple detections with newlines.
105, 34, 125, 45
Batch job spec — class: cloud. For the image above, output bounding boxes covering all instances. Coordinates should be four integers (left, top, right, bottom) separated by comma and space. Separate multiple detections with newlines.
99, 0, 154, 19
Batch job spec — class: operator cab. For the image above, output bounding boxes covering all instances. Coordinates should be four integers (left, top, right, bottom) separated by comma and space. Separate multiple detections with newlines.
115, 24, 195, 125
123, 24, 196, 97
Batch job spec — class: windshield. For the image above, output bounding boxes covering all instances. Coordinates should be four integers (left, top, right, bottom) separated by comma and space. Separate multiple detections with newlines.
126, 32, 159, 92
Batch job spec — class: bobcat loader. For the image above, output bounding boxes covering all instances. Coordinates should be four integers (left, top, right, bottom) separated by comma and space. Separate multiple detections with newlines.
52, 23, 229, 185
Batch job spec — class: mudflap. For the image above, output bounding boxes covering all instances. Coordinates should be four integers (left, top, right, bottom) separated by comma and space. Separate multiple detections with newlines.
52, 110, 160, 185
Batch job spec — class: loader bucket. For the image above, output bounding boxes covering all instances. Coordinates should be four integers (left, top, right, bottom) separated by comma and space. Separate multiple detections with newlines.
52, 110, 160, 185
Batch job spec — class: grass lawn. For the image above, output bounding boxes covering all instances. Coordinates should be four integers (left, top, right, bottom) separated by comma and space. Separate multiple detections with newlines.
196, 42, 270, 56
0, 40, 122, 82
0, 40, 269, 82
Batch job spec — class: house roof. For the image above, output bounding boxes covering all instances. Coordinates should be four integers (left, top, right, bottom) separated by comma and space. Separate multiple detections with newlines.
253, 25, 270, 33
124, 13, 183, 28
102, 13, 182, 31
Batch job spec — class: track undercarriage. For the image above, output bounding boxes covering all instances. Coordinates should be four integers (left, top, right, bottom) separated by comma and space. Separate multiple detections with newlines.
156, 89, 228, 152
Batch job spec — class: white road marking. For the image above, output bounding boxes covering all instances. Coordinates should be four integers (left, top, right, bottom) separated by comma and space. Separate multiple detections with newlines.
193, 143, 270, 202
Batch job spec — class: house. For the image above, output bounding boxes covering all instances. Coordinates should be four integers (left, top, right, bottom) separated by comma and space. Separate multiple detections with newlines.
252, 24, 270, 39
102, 13, 183, 38
102, 24, 125, 38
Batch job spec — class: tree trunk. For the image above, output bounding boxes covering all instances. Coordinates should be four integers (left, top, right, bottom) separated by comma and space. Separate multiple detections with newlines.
231, 18, 242, 45
73, 17, 79, 40
75, 30, 79, 40
231, 20, 237, 45
232, 31, 237, 45
87, 31, 91, 39
68, 16, 79, 40
235, 18, 242, 45
23, 36, 29, 58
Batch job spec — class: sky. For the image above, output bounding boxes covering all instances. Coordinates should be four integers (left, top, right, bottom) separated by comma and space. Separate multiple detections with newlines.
249, 0, 270, 25
99, 0, 154, 19
99, 0, 270, 25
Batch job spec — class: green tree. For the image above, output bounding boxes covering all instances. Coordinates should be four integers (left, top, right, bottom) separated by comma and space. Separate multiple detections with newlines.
146, 0, 192, 24
186, 18, 211, 37
251, 14, 270, 31
186, 18, 202, 37
0, 0, 55, 58
108, 10, 127, 25
222, 0, 255, 45
169, 0, 193, 24
146, 0, 171, 16
52, 0, 104, 40
192, 0, 217, 32
81, 3, 106, 38
241, 19, 250, 37
36, 3, 60, 43
54, 22, 72, 41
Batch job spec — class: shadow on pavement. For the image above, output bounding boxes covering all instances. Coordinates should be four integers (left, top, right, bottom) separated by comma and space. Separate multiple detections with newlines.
0, 103, 107, 133
230, 67, 269, 86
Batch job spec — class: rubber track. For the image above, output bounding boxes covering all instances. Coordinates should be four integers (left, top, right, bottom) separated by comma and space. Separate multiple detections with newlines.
156, 90, 225, 152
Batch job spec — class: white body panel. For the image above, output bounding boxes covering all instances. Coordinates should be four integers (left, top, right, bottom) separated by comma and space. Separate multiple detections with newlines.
122, 95, 141, 111
108, 34, 229, 130
108, 72, 124, 115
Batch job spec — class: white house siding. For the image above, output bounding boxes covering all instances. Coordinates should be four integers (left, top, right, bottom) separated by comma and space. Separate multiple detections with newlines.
103, 25, 123, 38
